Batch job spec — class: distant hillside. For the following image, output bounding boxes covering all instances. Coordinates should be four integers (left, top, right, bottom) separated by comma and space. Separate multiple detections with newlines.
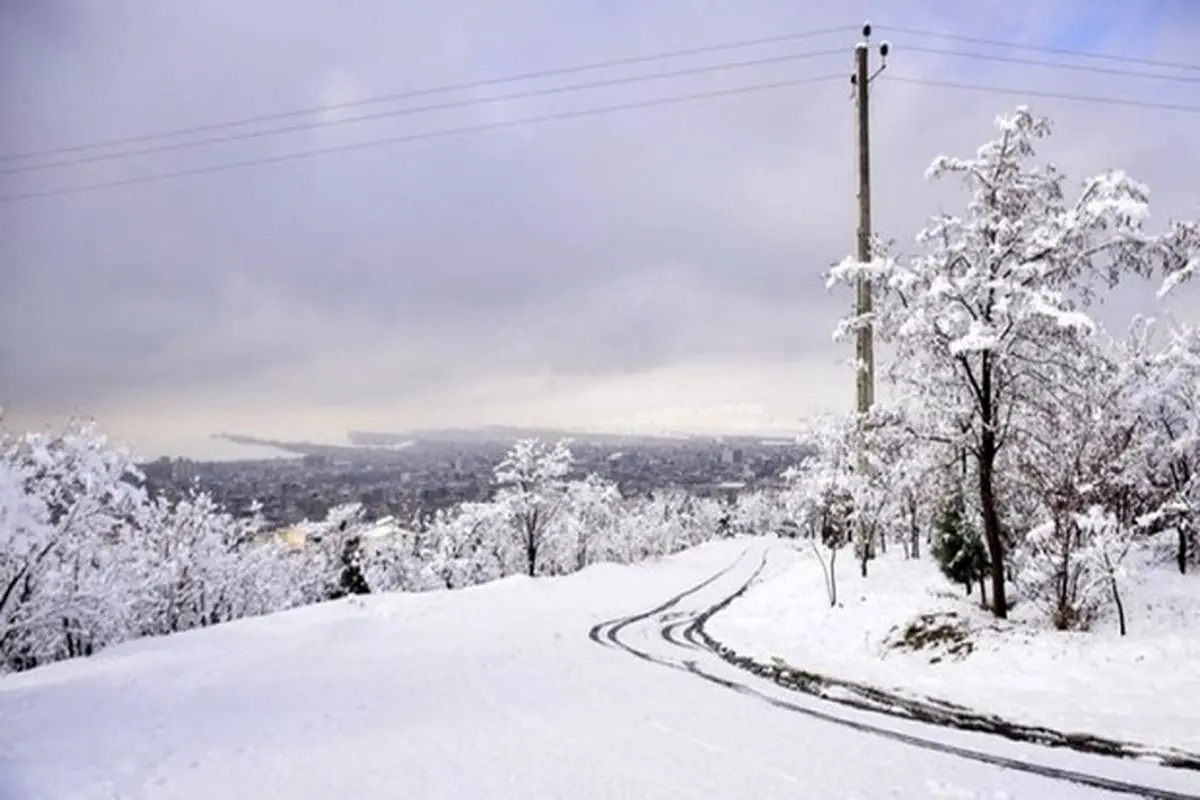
211, 434, 363, 458
215, 427, 805, 457
348, 427, 798, 447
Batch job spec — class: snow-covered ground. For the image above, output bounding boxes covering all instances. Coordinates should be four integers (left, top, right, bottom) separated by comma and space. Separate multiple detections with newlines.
2, 539, 1197, 800
709, 543, 1200, 755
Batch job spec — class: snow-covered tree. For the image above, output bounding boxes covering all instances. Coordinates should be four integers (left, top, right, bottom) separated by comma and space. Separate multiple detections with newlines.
1074, 506, 1137, 636
779, 415, 873, 606
362, 517, 440, 593
1131, 322, 1200, 574
645, 490, 724, 554
828, 106, 1200, 618
729, 489, 787, 538
560, 473, 622, 571
131, 493, 307, 636
601, 495, 667, 563
0, 420, 146, 670
876, 417, 947, 560
0, 419, 343, 672
492, 438, 574, 577
1008, 317, 1197, 628
296, 502, 377, 600
425, 501, 508, 589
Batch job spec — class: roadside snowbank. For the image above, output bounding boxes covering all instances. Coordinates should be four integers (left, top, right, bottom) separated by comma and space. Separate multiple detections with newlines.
707, 544, 1200, 753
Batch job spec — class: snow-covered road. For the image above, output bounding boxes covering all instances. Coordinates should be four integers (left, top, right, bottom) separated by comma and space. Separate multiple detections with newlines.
1, 539, 1197, 799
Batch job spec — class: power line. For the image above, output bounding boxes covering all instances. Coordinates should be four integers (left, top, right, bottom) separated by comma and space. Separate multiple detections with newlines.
0, 73, 847, 205
9, 72, 1200, 206
882, 24, 1200, 73
902, 44, 1200, 84
885, 74, 1200, 114
0, 24, 857, 164
0, 47, 846, 177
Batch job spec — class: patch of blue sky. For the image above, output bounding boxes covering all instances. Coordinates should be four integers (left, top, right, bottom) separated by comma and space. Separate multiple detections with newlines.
1040, 0, 1163, 52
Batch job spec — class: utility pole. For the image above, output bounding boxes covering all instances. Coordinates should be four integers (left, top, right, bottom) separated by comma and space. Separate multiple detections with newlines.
851, 23, 888, 574
852, 23, 888, 419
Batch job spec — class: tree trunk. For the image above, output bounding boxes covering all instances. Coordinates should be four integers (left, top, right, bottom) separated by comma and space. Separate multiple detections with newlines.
978, 573, 988, 608
829, 548, 839, 607
524, 515, 538, 577
977, 356, 1008, 619
1178, 526, 1189, 576
909, 500, 920, 559
810, 541, 836, 608
1110, 575, 1127, 637
526, 542, 537, 577
1057, 518, 1072, 626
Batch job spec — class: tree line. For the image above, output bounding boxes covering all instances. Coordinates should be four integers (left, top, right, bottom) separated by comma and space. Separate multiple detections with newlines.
789, 107, 1200, 630
0, 427, 751, 673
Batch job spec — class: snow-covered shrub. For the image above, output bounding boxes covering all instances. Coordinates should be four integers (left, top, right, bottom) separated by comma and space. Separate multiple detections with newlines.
291, 503, 379, 601
131, 492, 305, 636
361, 519, 441, 593
560, 474, 623, 570
424, 501, 510, 589
727, 490, 784, 537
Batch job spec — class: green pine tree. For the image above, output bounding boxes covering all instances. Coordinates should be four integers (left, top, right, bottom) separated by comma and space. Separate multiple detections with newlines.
932, 487, 990, 604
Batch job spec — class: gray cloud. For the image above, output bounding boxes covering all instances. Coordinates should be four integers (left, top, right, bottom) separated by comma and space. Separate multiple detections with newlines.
2, 0, 1199, 454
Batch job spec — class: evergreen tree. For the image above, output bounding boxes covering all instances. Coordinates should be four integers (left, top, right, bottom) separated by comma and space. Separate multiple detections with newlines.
932, 488, 990, 605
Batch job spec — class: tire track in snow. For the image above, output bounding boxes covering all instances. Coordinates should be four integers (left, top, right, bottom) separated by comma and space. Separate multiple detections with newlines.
587, 548, 749, 660
590, 546, 1200, 800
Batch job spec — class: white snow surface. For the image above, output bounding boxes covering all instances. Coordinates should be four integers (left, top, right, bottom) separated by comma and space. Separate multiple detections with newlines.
709, 544, 1200, 755
2, 539, 1196, 800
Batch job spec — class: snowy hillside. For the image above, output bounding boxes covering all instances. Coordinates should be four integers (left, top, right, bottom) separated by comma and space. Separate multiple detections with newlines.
3, 540, 1199, 800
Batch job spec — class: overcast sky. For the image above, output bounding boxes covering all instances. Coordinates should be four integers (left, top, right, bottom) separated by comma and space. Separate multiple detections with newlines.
2, 0, 1198, 458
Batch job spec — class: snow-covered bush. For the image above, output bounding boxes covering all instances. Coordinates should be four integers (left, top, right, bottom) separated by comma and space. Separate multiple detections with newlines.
132, 493, 305, 636
362, 518, 442, 593
728, 490, 786, 538
291, 502, 378, 601
422, 501, 509, 589
561, 474, 623, 570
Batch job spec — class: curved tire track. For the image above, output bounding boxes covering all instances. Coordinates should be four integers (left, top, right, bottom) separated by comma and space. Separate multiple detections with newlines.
588, 548, 748, 659
589, 546, 1200, 800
